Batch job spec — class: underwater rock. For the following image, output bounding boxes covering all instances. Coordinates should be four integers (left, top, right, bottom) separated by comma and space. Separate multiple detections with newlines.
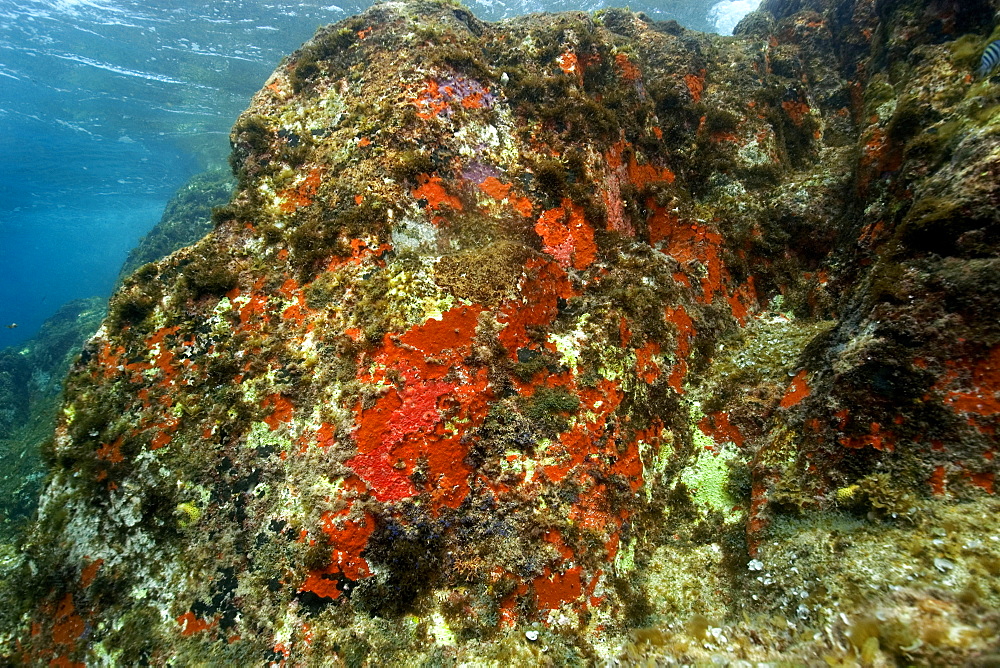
11, 0, 1000, 663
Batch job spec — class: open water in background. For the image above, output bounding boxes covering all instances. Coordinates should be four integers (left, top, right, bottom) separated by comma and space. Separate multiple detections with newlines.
0, 0, 759, 349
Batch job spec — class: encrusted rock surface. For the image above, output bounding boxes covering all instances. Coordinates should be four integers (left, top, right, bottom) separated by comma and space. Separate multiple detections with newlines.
0, 170, 234, 547
9, 0, 1000, 664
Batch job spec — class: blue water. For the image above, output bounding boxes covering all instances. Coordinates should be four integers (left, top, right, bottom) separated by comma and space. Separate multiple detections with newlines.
0, 0, 758, 349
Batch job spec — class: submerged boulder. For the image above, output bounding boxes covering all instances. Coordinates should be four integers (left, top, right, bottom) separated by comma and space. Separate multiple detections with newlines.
11, 0, 1000, 664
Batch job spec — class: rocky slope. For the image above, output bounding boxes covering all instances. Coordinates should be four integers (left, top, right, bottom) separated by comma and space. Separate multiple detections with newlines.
0, 298, 106, 541
9, 0, 1000, 664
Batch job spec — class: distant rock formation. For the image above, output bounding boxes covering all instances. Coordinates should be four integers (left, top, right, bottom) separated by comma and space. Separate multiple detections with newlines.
117, 169, 234, 283
0, 298, 105, 539
11, 0, 1000, 664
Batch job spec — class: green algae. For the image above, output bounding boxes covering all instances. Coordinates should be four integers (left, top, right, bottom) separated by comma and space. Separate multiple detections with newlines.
118, 170, 235, 283
680, 407, 739, 520
178, 254, 239, 299
107, 284, 159, 329
518, 387, 580, 436
175, 501, 202, 529
620, 496, 1000, 665
434, 242, 530, 307
696, 313, 835, 415
245, 421, 294, 452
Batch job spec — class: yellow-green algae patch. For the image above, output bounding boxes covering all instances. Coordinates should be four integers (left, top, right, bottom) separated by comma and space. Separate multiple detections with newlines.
680, 405, 740, 520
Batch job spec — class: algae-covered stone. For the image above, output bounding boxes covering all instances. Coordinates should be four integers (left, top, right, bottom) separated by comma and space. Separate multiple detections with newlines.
10, 0, 1000, 664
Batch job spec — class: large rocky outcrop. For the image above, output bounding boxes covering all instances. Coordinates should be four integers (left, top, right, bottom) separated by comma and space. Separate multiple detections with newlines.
10, 0, 1000, 664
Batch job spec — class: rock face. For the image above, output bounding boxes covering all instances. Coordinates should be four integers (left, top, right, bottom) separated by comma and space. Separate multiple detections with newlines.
0, 171, 233, 546
12, 0, 1000, 664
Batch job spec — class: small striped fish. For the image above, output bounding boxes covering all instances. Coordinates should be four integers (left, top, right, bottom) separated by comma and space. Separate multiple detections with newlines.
979, 39, 1000, 78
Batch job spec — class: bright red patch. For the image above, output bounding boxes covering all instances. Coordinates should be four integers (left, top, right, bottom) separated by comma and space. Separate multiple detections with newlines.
80, 558, 103, 589
412, 173, 463, 214
534, 199, 595, 271
929, 465, 947, 496
278, 167, 323, 213
970, 471, 995, 494
557, 51, 578, 75
350, 305, 486, 509
698, 411, 744, 448
839, 421, 894, 452
534, 566, 583, 609
615, 53, 641, 81
96, 436, 124, 464
177, 611, 215, 637
779, 370, 810, 409
635, 341, 661, 384
684, 72, 705, 102
664, 305, 695, 393
262, 394, 294, 430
